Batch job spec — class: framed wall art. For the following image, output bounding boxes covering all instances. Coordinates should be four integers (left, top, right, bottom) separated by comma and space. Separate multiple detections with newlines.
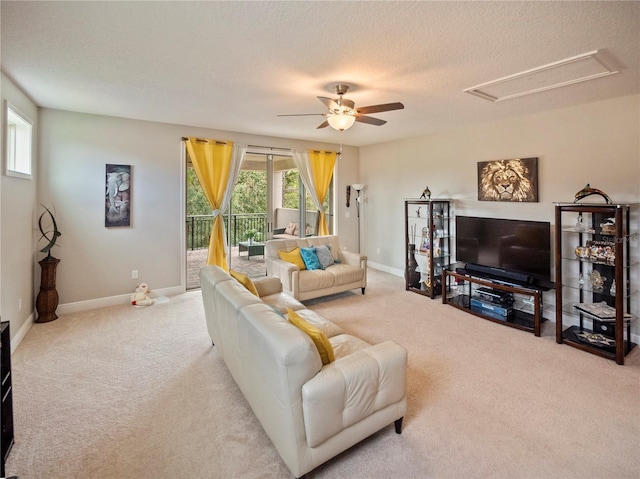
105, 164, 131, 227
477, 157, 538, 202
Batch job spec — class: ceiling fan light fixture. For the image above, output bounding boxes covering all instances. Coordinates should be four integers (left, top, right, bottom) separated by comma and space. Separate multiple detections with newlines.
327, 113, 356, 131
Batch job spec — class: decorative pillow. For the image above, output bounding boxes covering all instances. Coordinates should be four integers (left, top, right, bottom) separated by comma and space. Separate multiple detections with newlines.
287, 308, 335, 365
293, 223, 300, 236
315, 244, 335, 269
229, 269, 259, 296
284, 222, 297, 235
300, 246, 322, 270
268, 304, 286, 317
278, 247, 307, 270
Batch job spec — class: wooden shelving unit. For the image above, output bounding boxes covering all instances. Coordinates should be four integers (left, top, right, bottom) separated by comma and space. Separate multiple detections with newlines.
554, 202, 638, 365
443, 266, 549, 336
404, 199, 451, 298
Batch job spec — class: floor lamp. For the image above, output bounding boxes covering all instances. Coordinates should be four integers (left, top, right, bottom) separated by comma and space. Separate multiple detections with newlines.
352, 184, 365, 253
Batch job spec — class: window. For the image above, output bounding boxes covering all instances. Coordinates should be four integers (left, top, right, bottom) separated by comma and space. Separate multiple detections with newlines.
5, 101, 33, 179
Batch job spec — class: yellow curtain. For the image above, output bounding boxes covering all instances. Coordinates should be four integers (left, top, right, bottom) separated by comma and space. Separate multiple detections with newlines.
185, 138, 234, 269
308, 150, 337, 236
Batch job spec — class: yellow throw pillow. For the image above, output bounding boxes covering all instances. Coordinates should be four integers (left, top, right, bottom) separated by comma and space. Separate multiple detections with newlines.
287, 308, 334, 365
229, 269, 259, 296
278, 248, 307, 270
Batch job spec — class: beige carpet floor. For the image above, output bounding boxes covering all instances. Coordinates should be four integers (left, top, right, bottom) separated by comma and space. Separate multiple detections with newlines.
5, 268, 640, 479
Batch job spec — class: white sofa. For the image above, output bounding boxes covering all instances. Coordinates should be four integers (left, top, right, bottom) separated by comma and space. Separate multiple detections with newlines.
265, 235, 367, 301
200, 266, 407, 479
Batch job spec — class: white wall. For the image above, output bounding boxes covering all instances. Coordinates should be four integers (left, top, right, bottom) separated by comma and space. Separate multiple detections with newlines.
360, 94, 640, 331
1, 72, 38, 346
38, 109, 360, 307
7, 88, 640, 341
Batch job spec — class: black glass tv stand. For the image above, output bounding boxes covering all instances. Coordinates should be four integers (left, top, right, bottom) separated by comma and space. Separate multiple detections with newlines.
443, 264, 551, 337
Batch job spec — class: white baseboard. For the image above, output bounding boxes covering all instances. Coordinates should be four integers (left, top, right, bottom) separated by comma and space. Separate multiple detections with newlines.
12, 312, 34, 353
57, 285, 185, 315
368, 261, 403, 278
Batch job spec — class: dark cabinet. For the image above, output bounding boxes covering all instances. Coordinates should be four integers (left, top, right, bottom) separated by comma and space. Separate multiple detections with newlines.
404, 199, 451, 298
554, 203, 638, 365
1, 321, 14, 476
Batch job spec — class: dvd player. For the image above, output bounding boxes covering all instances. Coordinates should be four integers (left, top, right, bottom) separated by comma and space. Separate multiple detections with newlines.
474, 287, 514, 306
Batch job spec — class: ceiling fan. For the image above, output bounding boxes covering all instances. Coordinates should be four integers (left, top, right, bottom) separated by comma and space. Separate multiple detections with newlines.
278, 84, 404, 131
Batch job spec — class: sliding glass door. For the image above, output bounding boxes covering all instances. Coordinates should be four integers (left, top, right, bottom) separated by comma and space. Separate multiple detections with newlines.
185, 149, 334, 287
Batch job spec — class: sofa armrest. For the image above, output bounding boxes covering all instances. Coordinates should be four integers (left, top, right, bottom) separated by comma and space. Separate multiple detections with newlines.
265, 257, 299, 293
339, 249, 367, 267
253, 276, 283, 297
301, 341, 407, 447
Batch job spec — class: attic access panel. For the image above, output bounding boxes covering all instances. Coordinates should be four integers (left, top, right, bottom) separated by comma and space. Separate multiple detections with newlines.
464, 50, 618, 102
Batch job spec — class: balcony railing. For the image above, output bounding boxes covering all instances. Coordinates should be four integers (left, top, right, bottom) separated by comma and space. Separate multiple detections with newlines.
187, 213, 267, 250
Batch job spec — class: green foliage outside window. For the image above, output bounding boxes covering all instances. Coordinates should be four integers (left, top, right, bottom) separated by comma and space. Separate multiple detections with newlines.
186, 165, 328, 247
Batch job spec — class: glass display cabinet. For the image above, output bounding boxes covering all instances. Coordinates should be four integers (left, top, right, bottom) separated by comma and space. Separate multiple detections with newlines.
404, 199, 451, 299
554, 202, 638, 365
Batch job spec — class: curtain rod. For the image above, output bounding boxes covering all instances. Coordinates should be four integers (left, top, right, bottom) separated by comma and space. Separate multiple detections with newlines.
181, 137, 293, 152
181, 137, 228, 145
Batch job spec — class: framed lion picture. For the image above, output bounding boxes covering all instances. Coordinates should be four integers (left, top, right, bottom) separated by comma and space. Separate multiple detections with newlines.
477, 157, 538, 202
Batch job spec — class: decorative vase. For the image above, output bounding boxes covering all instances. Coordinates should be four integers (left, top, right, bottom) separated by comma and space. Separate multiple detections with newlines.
36, 256, 60, 323
406, 244, 421, 287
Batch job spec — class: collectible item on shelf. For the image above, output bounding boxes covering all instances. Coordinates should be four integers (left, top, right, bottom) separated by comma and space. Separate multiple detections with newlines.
600, 217, 616, 235
574, 330, 616, 348
420, 186, 431, 199
419, 233, 430, 252
573, 302, 632, 320
406, 244, 420, 286
574, 240, 616, 263
573, 183, 612, 204
589, 270, 606, 292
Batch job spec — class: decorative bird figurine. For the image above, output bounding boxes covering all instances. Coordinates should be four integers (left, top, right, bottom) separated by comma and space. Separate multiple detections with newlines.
573, 184, 612, 204
420, 186, 431, 200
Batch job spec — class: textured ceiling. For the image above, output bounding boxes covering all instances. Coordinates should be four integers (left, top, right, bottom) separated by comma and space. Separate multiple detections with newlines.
2, 1, 639, 147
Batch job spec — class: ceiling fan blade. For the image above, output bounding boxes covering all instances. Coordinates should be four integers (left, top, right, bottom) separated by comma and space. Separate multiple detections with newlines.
318, 96, 339, 110
316, 120, 329, 129
355, 115, 387, 126
277, 113, 325, 117
356, 102, 405, 115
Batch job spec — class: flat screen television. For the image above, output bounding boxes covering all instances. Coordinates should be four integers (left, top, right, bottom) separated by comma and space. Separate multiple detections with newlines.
455, 215, 551, 287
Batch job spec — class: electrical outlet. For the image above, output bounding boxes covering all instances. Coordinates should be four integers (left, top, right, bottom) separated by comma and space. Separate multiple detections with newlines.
132, 270, 139, 279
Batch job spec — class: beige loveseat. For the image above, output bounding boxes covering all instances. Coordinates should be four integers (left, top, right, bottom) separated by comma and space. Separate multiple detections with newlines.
265, 235, 367, 301
200, 266, 407, 479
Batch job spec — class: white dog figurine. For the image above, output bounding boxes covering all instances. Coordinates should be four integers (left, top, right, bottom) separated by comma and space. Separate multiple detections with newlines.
131, 282, 155, 307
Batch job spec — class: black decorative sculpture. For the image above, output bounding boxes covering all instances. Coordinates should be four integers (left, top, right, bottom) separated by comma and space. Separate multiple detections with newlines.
36, 205, 62, 323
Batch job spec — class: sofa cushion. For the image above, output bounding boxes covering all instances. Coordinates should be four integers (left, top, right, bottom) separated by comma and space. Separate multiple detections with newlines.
326, 263, 365, 286
278, 247, 307, 270
329, 333, 372, 359
300, 246, 322, 270
287, 309, 335, 365
229, 269, 259, 296
261, 292, 305, 314
294, 308, 344, 338
299, 269, 336, 292
315, 244, 335, 269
